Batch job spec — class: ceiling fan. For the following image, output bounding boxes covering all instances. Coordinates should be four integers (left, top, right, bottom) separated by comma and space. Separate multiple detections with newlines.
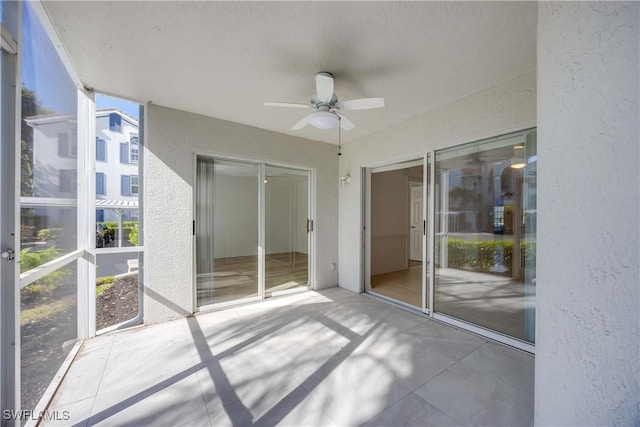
264, 72, 385, 131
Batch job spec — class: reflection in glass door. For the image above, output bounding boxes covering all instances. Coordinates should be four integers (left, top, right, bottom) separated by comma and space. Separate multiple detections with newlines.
265, 166, 309, 293
433, 129, 537, 345
196, 158, 260, 306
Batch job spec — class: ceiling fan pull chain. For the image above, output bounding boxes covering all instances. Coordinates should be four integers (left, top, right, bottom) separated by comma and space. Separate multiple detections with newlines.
338, 116, 342, 156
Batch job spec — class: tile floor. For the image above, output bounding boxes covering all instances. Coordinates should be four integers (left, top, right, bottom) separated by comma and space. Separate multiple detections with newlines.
371, 266, 532, 341
44, 288, 534, 427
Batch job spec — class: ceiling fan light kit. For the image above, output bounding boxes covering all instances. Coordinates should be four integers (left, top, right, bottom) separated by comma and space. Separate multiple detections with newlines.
510, 145, 526, 169
264, 71, 385, 132
308, 111, 340, 129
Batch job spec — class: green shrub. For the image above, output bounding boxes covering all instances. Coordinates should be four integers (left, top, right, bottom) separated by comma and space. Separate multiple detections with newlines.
21, 225, 36, 242
522, 241, 536, 269
96, 276, 115, 296
446, 239, 514, 272
20, 246, 60, 273
20, 247, 71, 295
37, 227, 62, 242
99, 221, 118, 239
98, 221, 139, 245
127, 222, 138, 246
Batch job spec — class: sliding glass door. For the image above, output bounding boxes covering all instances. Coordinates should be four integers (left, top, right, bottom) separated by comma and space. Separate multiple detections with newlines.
195, 157, 311, 308
363, 129, 536, 349
434, 129, 537, 346
196, 158, 260, 306
365, 157, 428, 310
265, 166, 309, 294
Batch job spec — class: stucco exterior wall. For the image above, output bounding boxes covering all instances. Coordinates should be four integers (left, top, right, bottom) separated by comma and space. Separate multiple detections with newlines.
337, 71, 536, 292
144, 104, 338, 323
536, 2, 640, 425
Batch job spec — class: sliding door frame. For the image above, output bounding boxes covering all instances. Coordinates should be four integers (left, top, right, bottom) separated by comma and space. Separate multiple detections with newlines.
362, 153, 430, 313
193, 152, 315, 312
362, 131, 536, 354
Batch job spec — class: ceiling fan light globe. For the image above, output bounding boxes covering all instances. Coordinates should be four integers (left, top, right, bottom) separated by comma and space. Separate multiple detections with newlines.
308, 111, 339, 129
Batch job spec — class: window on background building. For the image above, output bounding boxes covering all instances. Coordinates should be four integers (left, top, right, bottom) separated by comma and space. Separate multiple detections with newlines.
109, 112, 121, 132
120, 141, 130, 164
96, 172, 105, 195
57, 131, 77, 157
129, 136, 139, 163
121, 175, 129, 195
130, 175, 139, 195
96, 138, 106, 162
121, 174, 138, 196
59, 169, 76, 193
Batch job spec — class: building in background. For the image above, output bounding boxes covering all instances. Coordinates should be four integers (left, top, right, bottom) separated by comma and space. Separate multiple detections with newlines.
24, 108, 139, 247
95, 109, 139, 223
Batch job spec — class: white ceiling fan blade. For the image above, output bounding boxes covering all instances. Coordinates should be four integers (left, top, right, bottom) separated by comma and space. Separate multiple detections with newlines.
264, 102, 311, 109
338, 97, 385, 111
291, 113, 313, 130
336, 113, 355, 131
315, 72, 334, 103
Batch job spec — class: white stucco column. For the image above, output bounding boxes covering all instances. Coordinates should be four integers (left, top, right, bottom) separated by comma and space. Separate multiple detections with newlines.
536, 2, 639, 425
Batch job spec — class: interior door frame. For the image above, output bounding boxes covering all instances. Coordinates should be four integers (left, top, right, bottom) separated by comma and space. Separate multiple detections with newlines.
192, 152, 315, 312
362, 153, 429, 313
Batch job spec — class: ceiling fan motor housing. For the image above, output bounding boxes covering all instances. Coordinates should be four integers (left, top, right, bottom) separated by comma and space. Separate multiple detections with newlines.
264, 70, 384, 131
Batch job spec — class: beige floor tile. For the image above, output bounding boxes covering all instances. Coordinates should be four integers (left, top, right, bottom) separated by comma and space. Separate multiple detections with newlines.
47, 288, 533, 427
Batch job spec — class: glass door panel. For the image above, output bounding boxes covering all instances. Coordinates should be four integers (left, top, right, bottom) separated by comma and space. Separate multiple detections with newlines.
265, 165, 309, 293
18, 1, 80, 413
434, 129, 537, 343
196, 157, 259, 306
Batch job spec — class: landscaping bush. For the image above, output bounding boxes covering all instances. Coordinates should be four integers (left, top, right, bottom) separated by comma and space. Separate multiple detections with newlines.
20, 246, 60, 273
96, 276, 115, 296
98, 221, 138, 245
127, 222, 138, 246
446, 239, 513, 272
99, 221, 118, 240
21, 225, 36, 242
36, 227, 62, 242
20, 247, 71, 295
445, 239, 536, 273
522, 241, 536, 269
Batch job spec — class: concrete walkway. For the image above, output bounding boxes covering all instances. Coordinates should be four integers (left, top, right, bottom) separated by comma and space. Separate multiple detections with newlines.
44, 288, 534, 426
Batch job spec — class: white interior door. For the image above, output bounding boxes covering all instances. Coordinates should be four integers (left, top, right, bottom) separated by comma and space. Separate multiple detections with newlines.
409, 185, 423, 261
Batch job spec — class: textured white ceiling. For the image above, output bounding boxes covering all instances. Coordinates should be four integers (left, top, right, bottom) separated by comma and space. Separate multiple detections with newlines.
43, 1, 537, 144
